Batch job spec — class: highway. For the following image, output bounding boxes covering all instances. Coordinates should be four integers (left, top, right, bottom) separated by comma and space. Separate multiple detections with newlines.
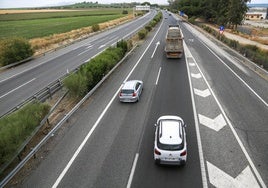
5, 11, 268, 188
0, 10, 157, 117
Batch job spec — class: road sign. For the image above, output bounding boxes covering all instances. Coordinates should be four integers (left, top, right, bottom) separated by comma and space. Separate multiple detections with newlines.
219, 25, 224, 35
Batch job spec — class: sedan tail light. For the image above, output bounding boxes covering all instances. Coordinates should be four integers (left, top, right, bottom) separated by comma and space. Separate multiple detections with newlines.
132, 92, 136, 97
180, 150, 187, 156
154, 149, 161, 155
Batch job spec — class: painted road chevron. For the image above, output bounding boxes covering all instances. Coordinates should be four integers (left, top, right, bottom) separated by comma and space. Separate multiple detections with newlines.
207, 161, 259, 188
191, 73, 202, 79
194, 88, 211, 98
198, 114, 226, 131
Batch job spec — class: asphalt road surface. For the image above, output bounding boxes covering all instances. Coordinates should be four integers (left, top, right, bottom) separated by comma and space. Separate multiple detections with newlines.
5, 11, 268, 188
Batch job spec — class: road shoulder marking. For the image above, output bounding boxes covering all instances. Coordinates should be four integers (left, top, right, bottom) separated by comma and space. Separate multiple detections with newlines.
126, 153, 139, 188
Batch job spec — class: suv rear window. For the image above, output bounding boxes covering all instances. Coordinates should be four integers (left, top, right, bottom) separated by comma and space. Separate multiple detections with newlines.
157, 142, 184, 150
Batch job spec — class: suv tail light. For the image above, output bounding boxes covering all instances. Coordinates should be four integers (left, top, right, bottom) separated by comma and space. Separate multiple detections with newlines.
180, 150, 187, 156
154, 149, 161, 155
132, 92, 136, 97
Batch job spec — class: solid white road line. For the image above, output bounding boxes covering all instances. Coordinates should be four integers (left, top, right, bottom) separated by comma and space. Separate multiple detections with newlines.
183, 41, 208, 188
155, 67, 161, 85
0, 78, 36, 99
126, 153, 139, 188
52, 18, 164, 188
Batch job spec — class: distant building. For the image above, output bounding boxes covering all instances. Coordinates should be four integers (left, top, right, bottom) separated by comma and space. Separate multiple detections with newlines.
245, 7, 268, 20
135, 5, 150, 11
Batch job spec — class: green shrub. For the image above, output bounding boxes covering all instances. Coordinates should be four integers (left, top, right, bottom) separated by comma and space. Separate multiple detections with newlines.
122, 10, 128, 14
64, 71, 89, 97
228, 39, 238, 49
138, 29, 148, 39
64, 43, 127, 97
0, 102, 50, 166
149, 20, 157, 28
188, 17, 196, 24
0, 37, 33, 66
92, 24, 100, 32
145, 25, 152, 32
153, 12, 162, 22
116, 40, 128, 54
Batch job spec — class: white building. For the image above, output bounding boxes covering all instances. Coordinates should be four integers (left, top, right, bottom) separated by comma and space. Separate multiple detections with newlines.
135, 5, 150, 11
245, 7, 267, 20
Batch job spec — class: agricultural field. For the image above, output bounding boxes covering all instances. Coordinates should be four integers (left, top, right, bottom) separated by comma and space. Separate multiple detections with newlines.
0, 9, 130, 39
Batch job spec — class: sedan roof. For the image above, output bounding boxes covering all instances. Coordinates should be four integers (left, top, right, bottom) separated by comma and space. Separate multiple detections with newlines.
122, 80, 140, 90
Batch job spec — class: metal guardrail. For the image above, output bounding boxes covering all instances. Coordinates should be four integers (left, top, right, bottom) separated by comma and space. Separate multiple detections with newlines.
1, 79, 62, 118
0, 70, 78, 119
0, 57, 33, 71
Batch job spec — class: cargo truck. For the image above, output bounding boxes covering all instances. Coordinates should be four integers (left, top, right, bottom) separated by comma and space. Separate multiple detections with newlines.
165, 25, 184, 58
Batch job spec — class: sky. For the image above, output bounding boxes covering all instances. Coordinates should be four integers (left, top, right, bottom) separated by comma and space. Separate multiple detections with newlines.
0, 0, 267, 9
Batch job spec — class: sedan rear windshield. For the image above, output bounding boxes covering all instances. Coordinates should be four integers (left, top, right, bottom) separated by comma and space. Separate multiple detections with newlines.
121, 89, 134, 94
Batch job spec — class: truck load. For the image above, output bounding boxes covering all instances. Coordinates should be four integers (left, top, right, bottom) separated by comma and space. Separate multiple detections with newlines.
165, 25, 184, 58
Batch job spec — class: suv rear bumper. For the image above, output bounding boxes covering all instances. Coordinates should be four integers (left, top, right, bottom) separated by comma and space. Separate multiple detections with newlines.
155, 158, 186, 166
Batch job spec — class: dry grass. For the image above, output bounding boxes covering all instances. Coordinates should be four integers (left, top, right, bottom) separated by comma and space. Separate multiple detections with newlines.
0, 9, 79, 14
30, 14, 134, 56
230, 27, 268, 45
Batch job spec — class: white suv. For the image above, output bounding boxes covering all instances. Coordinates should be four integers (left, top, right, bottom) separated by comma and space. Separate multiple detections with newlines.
154, 115, 187, 165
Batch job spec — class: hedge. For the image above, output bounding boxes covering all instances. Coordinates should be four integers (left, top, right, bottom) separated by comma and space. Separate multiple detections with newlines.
64, 40, 128, 98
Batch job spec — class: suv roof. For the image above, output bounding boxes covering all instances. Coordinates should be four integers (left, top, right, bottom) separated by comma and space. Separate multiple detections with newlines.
159, 119, 183, 145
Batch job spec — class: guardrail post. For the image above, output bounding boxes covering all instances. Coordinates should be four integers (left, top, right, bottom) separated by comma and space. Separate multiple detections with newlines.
33, 95, 38, 100
58, 79, 62, 86
47, 87, 52, 99
17, 154, 22, 161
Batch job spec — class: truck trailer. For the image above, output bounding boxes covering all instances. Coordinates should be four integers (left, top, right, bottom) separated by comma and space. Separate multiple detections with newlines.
165, 25, 184, 58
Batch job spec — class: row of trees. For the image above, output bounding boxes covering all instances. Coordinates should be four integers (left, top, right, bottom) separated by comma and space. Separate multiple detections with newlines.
168, 0, 250, 29
64, 2, 159, 9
